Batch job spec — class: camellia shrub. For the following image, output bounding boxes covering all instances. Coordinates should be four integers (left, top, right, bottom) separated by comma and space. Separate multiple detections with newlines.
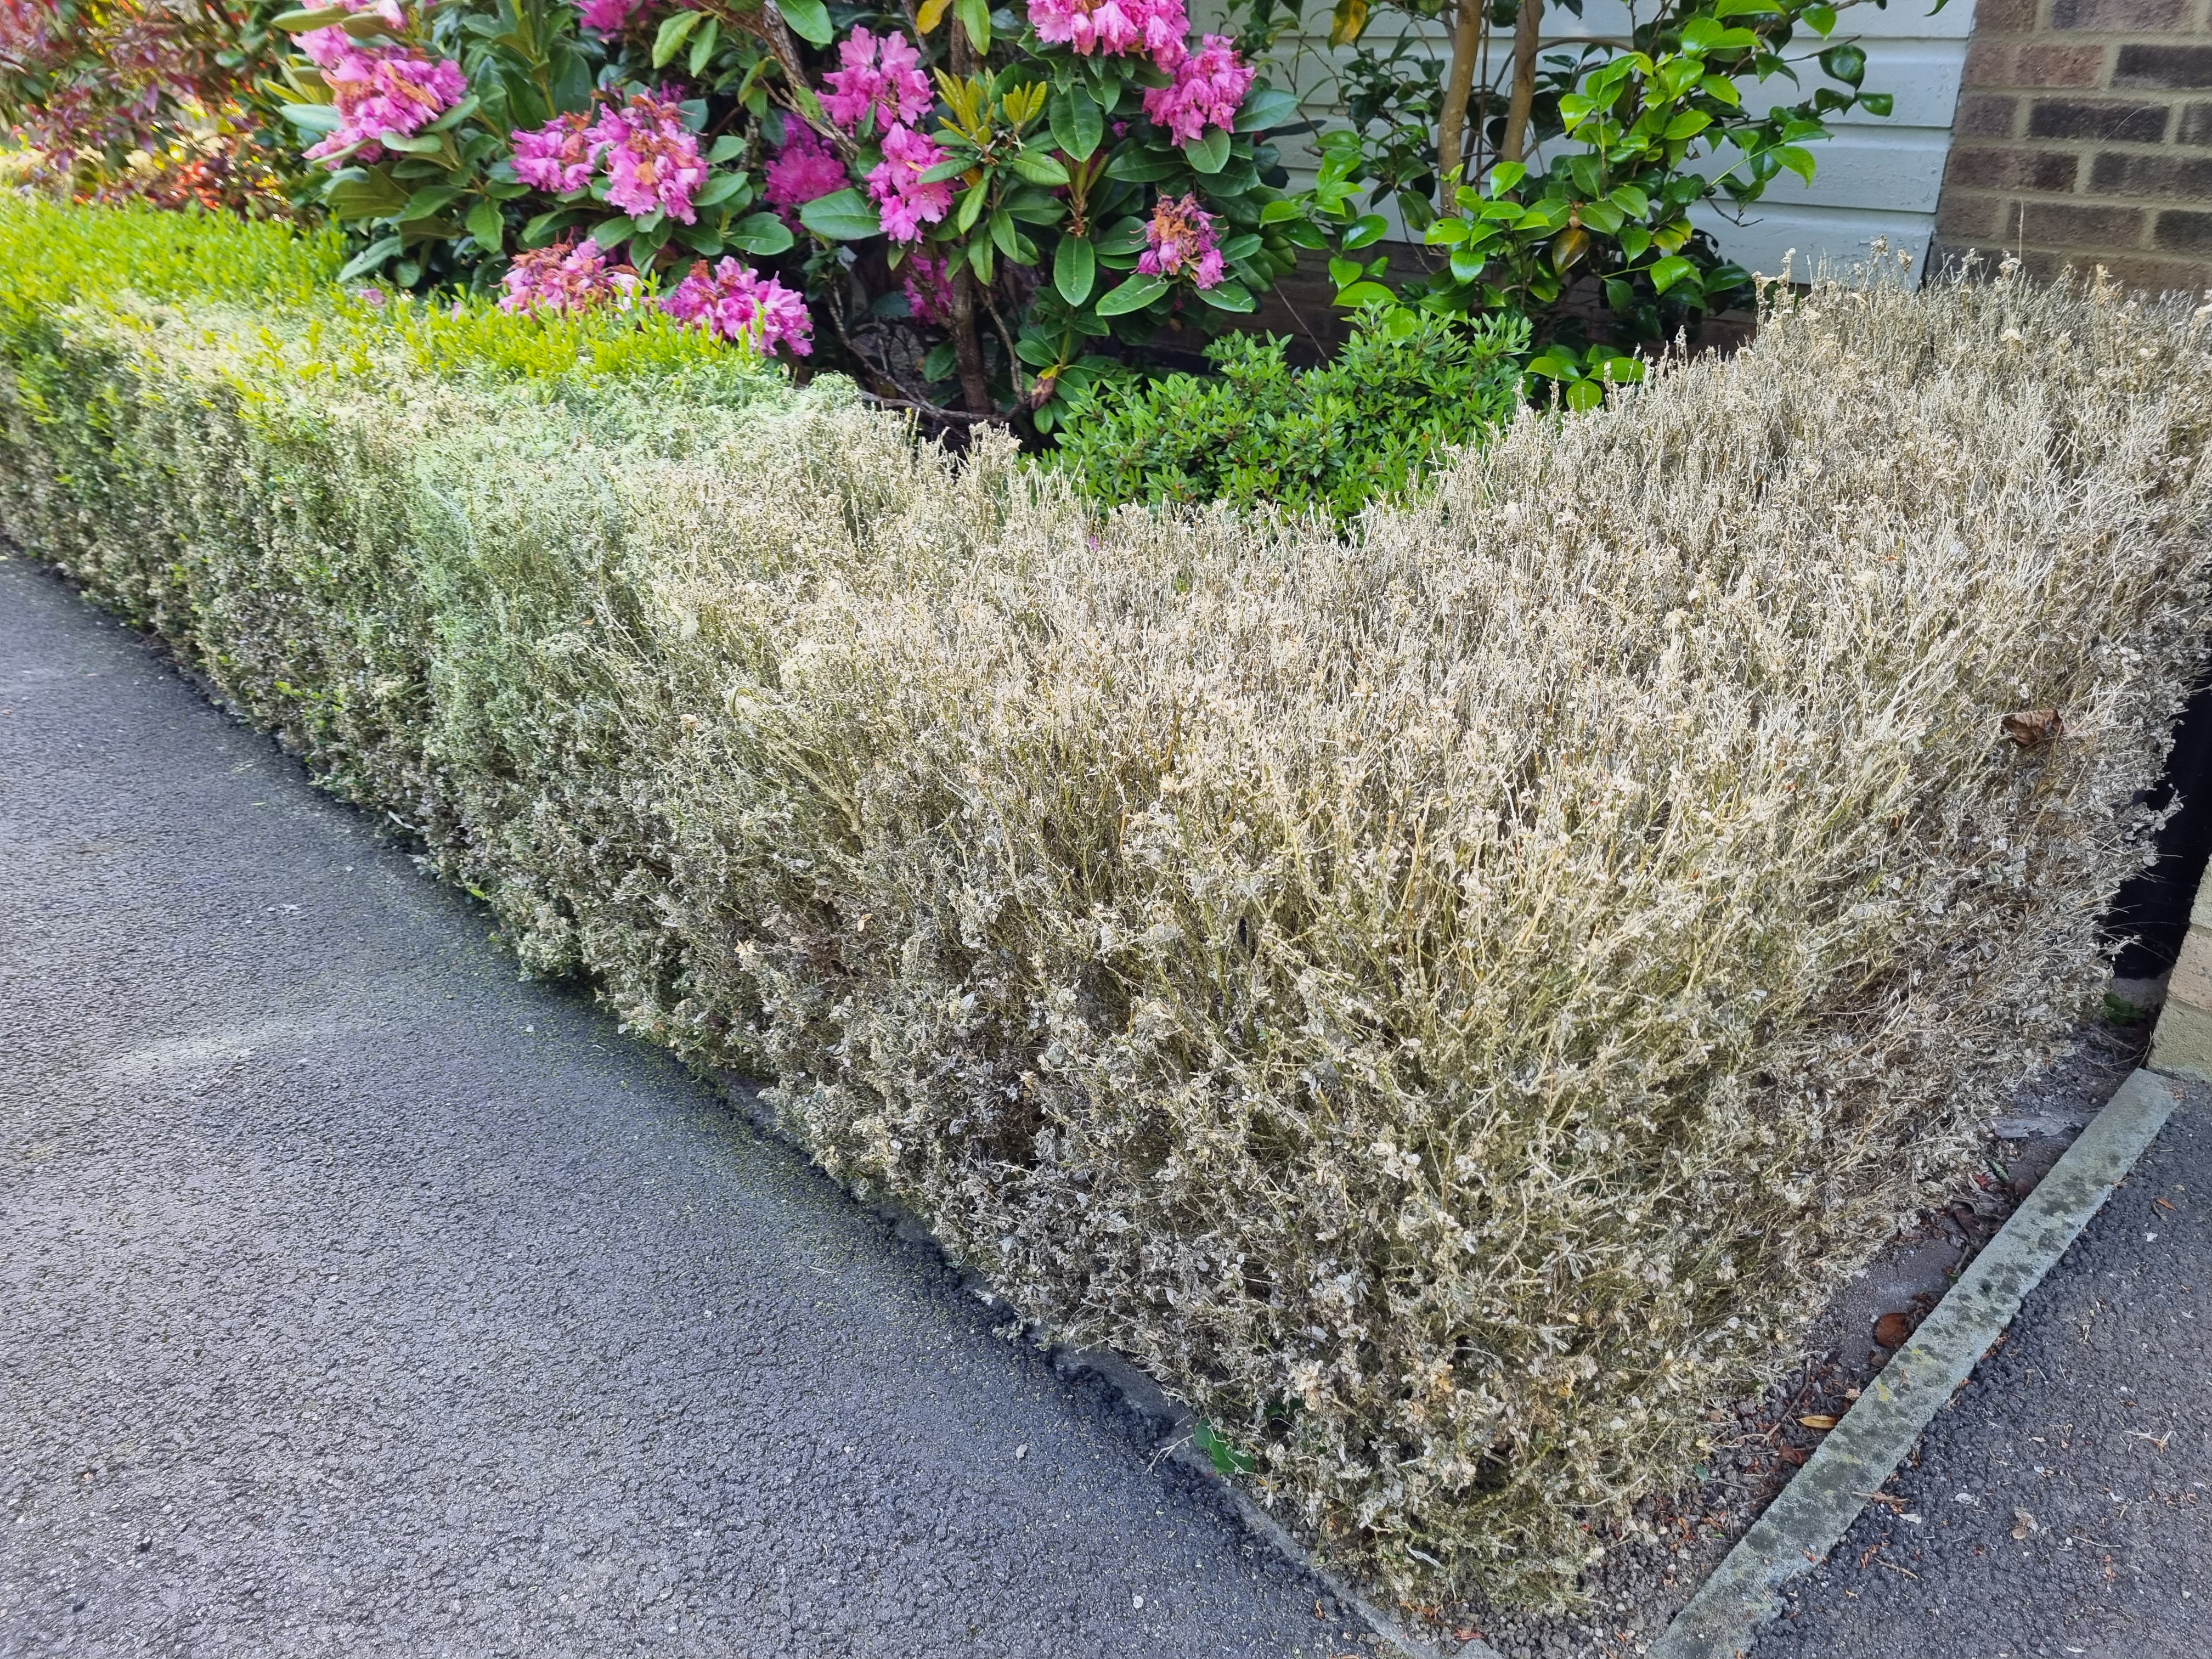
7, 200, 2212, 1608
258, 0, 1313, 425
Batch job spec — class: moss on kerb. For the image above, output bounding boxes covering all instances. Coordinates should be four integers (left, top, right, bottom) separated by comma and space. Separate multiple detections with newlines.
5, 215, 2212, 1606
1652, 1069, 2185, 1659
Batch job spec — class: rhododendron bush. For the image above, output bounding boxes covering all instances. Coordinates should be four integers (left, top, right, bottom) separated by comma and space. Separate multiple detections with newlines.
261, 0, 1308, 424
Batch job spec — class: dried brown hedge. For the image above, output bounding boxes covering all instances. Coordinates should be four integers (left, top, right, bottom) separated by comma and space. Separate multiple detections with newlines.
6, 246, 2210, 1604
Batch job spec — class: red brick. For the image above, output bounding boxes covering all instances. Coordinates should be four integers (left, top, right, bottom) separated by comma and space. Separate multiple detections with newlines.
1946, 145, 2082, 191
2049, 0, 2191, 27
1936, 193, 2004, 240
2003, 200, 2150, 246
2090, 148, 2212, 196
2180, 101, 2212, 145
2153, 208, 2212, 253
1973, 0, 2045, 29
1998, 249, 2204, 295
2028, 98, 2171, 140
1956, 93, 2021, 137
2076, 253, 2212, 295
2114, 45, 2212, 89
2007, 248, 2091, 284
2016, 44, 2108, 87
1965, 39, 2016, 85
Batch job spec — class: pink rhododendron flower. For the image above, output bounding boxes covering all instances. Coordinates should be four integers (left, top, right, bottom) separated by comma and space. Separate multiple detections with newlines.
511, 108, 597, 192
576, 0, 646, 31
589, 92, 707, 222
1026, 0, 1188, 64
764, 122, 849, 222
865, 123, 953, 243
662, 258, 815, 356
499, 239, 637, 314
900, 252, 955, 326
821, 27, 933, 133
298, 25, 469, 167
1138, 191, 1224, 287
1141, 35, 1254, 143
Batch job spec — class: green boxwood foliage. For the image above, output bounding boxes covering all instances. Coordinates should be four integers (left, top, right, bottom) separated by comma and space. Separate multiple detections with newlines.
1053, 307, 1527, 521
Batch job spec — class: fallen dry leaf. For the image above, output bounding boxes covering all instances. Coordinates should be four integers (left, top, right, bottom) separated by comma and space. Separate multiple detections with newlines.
1874, 1311, 1916, 1349
2001, 707, 2064, 746
1798, 1414, 1839, 1431
2012, 1508, 2036, 1539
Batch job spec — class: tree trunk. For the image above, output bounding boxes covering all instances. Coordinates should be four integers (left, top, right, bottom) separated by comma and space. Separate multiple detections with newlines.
948, 268, 993, 415
1436, 0, 1484, 204
1502, 0, 1544, 165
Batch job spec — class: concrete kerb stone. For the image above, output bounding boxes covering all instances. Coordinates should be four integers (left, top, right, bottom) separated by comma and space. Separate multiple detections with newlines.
716, 1075, 1455, 1656
1646, 1065, 2185, 1659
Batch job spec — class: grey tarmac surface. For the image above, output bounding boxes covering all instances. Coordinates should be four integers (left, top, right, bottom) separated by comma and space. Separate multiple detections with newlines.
0, 557, 1373, 1659
1754, 1095, 2212, 1659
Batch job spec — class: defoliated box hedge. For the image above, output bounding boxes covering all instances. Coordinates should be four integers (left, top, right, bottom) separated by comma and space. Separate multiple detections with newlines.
5, 201, 2210, 1605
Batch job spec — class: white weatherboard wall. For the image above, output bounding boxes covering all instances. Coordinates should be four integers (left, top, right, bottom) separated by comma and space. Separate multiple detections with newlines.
1217, 0, 1977, 278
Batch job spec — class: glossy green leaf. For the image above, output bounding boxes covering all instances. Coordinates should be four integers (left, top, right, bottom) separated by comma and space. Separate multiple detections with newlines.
1105, 149, 1180, 183
1232, 86, 1302, 134
335, 234, 402, 283
1341, 212, 1387, 251
695, 172, 748, 208
1053, 234, 1096, 306
775, 0, 834, 46
798, 187, 881, 239
955, 0, 990, 53
1095, 272, 1169, 316
325, 173, 407, 219
956, 178, 988, 234
652, 10, 702, 67
398, 184, 461, 221
281, 103, 342, 136
688, 17, 720, 76
1010, 148, 1071, 187
727, 211, 796, 254
1819, 43, 1867, 87
464, 199, 504, 249
1096, 216, 1148, 255
1183, 127, 1231, 174
271, 5, 349, 30
1049, 88, 1103, 161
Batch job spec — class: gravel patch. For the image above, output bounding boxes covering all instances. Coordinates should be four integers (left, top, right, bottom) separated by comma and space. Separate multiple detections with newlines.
0, 559, 1374, 1657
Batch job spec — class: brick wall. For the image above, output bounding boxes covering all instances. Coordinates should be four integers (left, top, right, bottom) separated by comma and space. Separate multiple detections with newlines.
1936, 0, 2212, 295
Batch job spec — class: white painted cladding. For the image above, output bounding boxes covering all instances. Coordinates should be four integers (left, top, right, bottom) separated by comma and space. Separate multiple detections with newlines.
1205, 0, 1976, 279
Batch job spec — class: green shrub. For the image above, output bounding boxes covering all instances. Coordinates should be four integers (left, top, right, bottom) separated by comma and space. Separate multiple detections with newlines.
1053, 307, 1527, 521
7, 200, 2211, 1609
